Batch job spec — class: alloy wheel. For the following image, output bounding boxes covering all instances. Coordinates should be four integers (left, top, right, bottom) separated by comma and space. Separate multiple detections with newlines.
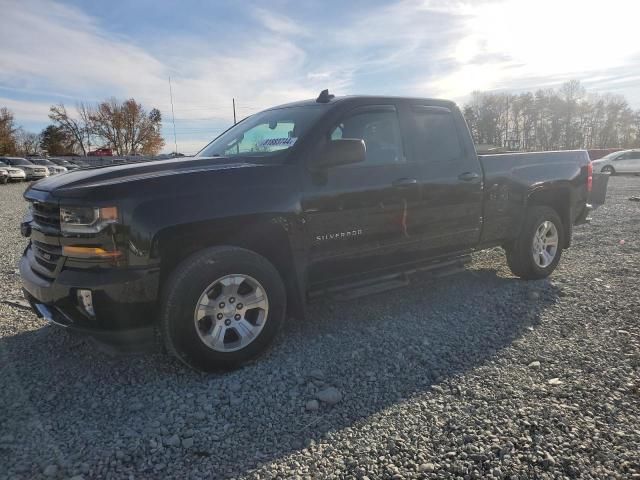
531, 220, 559, 268
193, 274, 269, 352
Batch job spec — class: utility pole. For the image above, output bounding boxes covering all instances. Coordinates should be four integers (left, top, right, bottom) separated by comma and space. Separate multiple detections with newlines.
169, 76, 178, 155
232, 98, 237, 125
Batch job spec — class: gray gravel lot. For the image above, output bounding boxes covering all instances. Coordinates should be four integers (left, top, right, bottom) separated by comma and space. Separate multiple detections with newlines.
1, 177, 639, 479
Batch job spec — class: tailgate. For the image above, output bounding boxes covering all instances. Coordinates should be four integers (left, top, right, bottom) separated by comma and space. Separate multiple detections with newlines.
589, 173, 609, 207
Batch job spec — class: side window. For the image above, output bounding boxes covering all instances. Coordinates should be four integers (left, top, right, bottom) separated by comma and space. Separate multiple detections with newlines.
615, 152, 630, 161
329, 108, 405, 165
629, 151, 640, 160
410, 108, 463, 163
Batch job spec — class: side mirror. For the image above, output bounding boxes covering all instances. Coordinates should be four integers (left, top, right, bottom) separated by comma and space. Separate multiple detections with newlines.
312, 139, 366, 169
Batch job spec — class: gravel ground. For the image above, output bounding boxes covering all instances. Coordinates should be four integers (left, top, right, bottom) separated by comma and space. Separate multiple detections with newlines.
1, 177, 639, 480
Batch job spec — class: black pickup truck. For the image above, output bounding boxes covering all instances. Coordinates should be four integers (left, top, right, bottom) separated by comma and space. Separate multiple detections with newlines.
19, 91, 607, 371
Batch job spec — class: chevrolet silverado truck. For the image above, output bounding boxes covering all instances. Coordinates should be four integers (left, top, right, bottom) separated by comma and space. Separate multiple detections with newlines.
19, 91, 608, 371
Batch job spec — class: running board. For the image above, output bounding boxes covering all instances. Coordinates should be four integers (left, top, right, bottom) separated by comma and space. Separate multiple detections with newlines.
333, 276, 410, 301
309, 255, 471, 302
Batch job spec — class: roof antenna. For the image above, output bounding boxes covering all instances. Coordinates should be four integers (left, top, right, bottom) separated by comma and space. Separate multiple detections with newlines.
316, 89, 334, 103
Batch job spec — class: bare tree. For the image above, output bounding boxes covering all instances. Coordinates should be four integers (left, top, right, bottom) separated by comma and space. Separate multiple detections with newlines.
90, 98, 164, 155
15, 129, 41, 156
48, 103, 92, 155
463, 81, 640, 151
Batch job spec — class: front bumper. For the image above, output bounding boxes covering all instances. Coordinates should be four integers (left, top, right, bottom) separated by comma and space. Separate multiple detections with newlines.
26, 172, 49, 180
20, 250, 160, 348
8, 172, 26, 181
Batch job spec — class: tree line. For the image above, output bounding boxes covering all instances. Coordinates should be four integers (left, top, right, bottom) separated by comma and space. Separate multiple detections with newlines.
463, 80, 640, 151
3, 80, 639, 157
0, 98, 164, 156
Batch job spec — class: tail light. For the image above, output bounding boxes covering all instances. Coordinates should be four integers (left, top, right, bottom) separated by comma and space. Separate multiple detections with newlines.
587, 161, 593, 193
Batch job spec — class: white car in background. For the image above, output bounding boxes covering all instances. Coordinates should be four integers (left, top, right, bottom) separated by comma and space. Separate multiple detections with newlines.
29, 158, 68, 175
591, 149, 640, 175
0, 157, 49, 180
0, 160, 27, 182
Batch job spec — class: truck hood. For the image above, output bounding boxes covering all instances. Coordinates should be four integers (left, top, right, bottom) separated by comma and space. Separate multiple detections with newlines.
29, 156, 259, 195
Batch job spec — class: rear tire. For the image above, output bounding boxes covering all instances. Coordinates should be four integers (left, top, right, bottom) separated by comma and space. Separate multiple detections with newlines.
160, 246, 286, 371
505, 206, 564, 280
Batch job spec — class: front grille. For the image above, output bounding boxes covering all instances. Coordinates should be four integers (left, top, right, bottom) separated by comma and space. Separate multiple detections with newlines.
31, 201, 60, 232
33, 240, 62, 271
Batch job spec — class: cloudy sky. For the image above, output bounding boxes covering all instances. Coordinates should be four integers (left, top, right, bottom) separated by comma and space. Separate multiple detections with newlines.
1, 0, 639, 154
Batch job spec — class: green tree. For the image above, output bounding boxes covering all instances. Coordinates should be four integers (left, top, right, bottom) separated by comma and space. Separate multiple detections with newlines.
40, 125, 75, 155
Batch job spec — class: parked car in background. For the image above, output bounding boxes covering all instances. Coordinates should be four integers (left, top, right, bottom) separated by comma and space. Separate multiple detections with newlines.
88, 148, 114, 157
0, 160, 28, 182
29, 158, 68, 175
587, 148, 624, 161
48, 158, 81, 170
0, 168, 7, 184
591, 149, 640, 175
0, 157, 49, 180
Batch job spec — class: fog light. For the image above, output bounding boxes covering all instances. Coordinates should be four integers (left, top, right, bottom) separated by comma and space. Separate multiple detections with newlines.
77, 289, 95, 317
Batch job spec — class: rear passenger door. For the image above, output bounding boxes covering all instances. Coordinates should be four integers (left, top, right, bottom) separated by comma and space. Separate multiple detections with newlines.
404, 104, 483, 256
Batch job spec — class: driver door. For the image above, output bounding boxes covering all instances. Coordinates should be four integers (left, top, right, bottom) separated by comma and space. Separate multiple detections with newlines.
301, 105, 421, 286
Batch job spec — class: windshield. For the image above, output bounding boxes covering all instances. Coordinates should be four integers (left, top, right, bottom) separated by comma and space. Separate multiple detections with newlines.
197, 105, 324, 159
32, 159, 54, 166
6, 158, 33, 166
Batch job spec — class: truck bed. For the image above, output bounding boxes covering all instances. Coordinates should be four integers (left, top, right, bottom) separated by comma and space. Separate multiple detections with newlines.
477, 150, 592, 246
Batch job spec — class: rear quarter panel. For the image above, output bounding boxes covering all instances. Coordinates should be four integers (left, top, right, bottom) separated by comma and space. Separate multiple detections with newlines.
479, 150, 589, 246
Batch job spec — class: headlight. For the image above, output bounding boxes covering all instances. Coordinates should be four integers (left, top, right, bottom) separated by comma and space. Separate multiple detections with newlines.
60, 206, 118, 234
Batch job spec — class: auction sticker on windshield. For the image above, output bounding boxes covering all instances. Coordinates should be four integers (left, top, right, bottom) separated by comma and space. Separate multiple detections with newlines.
258, 137, 297, 148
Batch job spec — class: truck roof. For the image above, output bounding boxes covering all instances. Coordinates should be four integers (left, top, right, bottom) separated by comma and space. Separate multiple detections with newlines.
267, 94, 457, 111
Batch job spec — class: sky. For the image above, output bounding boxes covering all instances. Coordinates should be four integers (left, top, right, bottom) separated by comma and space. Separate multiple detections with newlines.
1, 0, 639, 154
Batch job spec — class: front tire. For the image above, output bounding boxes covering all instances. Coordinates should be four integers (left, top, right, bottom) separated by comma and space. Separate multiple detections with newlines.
505, 206, 564, 280
601, 165, 615, 175
160, 246, 286, 371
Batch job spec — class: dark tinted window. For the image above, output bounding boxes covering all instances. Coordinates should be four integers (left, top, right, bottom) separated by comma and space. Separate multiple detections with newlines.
330, 108, 404, 165
629, 151, 640, 160
410, 108, 462, 163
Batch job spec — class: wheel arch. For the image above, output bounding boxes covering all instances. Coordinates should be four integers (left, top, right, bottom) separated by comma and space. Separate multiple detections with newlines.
525, 186, 572, 248
152, 217, 306, 320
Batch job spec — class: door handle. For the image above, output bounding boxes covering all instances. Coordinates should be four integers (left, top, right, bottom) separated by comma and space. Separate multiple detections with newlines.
392, 178, 418, 188
458, 172, 480, 182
